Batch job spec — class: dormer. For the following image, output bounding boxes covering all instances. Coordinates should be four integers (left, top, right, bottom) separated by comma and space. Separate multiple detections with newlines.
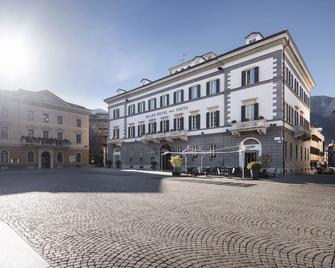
245, 32, 264, 45
140, 78, 152, 86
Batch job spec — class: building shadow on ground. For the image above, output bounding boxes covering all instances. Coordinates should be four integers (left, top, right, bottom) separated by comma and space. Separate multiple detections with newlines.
265, 174, 335, 187
0, 168, 164, 195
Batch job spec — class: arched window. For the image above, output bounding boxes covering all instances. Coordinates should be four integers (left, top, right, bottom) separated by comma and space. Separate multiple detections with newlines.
27, 151, 34, 163
76, 153, 81, 163
0, 150, 9, 163
57, 152, 63, 163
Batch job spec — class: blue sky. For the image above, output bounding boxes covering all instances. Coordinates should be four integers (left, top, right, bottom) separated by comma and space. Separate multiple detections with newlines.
0, 0, 334, 109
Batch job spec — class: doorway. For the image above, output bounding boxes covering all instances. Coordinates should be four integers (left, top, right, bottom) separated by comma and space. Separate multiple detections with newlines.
244, 152, 257, 166
160, 144, 172, 170
41, 151, 51, 168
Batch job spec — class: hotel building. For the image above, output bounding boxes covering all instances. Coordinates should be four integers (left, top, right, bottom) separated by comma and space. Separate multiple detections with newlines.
104, 30, 315, 174
0, 89, 90, 169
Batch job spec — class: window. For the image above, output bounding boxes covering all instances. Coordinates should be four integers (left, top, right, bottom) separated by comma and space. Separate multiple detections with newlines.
113, 109, 120, 119
0, 150, 9, 163
177, 146, 182, 154
1, 106, 8, 118
173, 90, 184, 104
77, 119, 82, 128
43, 113, 49, 123
304, 147, 307, 160
57, 132, 63, 140
174, 117, 184, 131
285, 142, 288, 158
296, 144, 298, 160
138, 101, 145, 113
113, 128, 119, 139
0, 127, 8, 139
128, 104, 136, 116
151, 148, 155, 158
300, 146, 303, 160
57, 116, 63, 125
160, 94, 169, 107
241, 67, 259, 86
189, 85, 201, 100
148, 122, 157, 134
28, 129, 34, 138
129, 150, 134, 160
209, 144, 216, 158
189, 114, 200, 130
160, 120, 169, 133
76, 153, 81, 163
207, 79, 220, 95
76, 134, 82, 144
139, 150, 144, 159
27, 111, 34, 121
148, 98, 157, 111
43, 130, 49, 138
128, 126, 135, 138
27, 151, 34, 163
138, 124, 146, 137
289, 143, 293, 160
57, 152, 63, 163
241, 103, 258, 121
307, 148, 309, 160
206, 111, 219, 128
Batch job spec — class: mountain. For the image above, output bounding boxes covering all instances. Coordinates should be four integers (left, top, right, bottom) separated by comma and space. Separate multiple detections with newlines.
310, 95, 335, 144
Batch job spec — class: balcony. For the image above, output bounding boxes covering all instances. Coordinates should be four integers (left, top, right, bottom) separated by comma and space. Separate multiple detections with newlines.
21, 136, 71, 147
294, 126, 311, 141
231, 118, 267, 136
142, 130, 188, 144
108, 138, 122, 146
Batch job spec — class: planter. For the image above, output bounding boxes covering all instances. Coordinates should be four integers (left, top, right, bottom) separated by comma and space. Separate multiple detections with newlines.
250, 169, 260, 179
172, 170, 181, 176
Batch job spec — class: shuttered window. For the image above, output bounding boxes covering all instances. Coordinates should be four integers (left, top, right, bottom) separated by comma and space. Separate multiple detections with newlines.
206, 111, 219, 128
189, 114, 200, 130
241, 67, 259, 86
241, 103, 259, 121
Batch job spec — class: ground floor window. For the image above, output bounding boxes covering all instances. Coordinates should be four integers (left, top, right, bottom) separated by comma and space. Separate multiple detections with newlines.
57, 152, 63, 163
209, 144, 216, 158
27, 151, 34, 163
0, 150, 9, 163
76, 153, 81, 163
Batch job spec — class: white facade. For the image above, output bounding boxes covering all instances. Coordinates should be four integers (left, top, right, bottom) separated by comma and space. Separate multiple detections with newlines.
105, 30, 315, 174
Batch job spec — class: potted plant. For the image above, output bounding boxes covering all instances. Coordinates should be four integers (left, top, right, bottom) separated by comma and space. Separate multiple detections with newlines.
116, 160, 122, 168
170, 155, 183, 176
247, 161, 262, 179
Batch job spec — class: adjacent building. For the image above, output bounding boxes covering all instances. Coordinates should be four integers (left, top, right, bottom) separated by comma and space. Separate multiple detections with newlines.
0, 89, 90, 169
89, 109, 109, 166
310, 127, 325, 167
104, 30, 315, 174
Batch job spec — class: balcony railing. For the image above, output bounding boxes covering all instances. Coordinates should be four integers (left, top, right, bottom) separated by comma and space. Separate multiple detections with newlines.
294, 126, 311, 141
142, 130, 187, 144
108, 138, 122, 146
21, 136, 71, 147
231, 118, 267, 136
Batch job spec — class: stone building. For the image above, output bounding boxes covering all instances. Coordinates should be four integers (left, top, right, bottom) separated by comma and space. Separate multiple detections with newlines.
310, 127, 325, 167
0, 89, 90, 169
104, 30, 315, 174
89, 109, 109, 166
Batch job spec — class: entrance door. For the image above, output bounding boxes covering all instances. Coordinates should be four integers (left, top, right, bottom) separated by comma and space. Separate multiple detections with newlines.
41, 152, 51, 168
245, 152, 257, 166
161, 144, 172, 170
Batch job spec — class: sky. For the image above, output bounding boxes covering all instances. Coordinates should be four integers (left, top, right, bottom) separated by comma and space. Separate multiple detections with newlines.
0, 0, 334, 110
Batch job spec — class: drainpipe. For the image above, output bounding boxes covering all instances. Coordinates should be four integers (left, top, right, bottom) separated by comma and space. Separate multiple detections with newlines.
282, 38, 290, 175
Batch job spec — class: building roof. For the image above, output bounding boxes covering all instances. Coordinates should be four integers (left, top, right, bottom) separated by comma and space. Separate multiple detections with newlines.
0, 89, 90, 112
104, 29, 315, 104
244, 32, 264, 39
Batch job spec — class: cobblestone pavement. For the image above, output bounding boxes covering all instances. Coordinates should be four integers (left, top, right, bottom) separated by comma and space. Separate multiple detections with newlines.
0, 168, 334, 268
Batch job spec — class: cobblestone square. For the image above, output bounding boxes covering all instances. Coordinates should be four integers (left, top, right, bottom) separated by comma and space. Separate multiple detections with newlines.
0, 169, 334, 267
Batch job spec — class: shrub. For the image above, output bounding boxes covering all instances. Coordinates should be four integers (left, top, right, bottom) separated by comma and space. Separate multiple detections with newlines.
170, 155, 183, 171
247, 161, 262, 170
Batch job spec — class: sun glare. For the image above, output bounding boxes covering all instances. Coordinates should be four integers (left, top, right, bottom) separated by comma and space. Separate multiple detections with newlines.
0, 34, 34, 79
